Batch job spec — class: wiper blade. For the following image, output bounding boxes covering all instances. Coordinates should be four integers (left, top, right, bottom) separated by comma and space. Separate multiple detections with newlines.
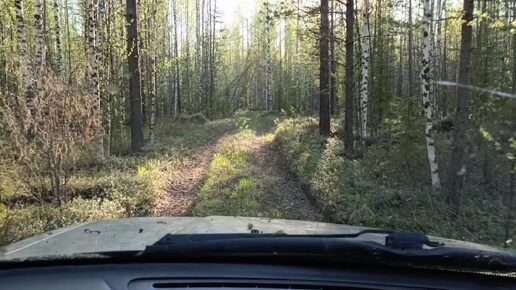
140, 231, 516, 273
147, 229, 442, 250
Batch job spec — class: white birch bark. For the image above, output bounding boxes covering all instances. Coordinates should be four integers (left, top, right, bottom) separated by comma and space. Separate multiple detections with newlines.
172, 0, 180, 117
86, 0, 104, 162
195, 0, 202, 105
263, 1, 273, 112
53, 0, 63, 75
15, 0, 34, 113
118, 1, 126, 141
34, 0, 46, 100
434, 0, 445, 118
421, 0, 441, 189
149, 6, 156, 144
359, 0, 371, 144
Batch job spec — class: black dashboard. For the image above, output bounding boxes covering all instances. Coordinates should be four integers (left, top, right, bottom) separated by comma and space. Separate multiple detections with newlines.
0, 263, 514, 290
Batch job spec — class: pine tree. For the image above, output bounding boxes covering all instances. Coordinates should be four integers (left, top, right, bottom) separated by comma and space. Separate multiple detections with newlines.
448, 0, 474, 203
319, 0, 330, 136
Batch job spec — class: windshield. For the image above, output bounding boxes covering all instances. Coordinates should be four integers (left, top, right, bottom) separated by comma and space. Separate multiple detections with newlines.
0, 0, 514, 265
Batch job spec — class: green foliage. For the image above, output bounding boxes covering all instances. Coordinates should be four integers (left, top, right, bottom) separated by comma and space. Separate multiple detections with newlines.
273, 117, 513, 248
272, 117, 325, 185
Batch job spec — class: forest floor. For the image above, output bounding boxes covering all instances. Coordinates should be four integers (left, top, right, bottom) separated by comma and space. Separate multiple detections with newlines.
151, 111, 324, 221
0, 111, 326, 246
1, 111, 511, 248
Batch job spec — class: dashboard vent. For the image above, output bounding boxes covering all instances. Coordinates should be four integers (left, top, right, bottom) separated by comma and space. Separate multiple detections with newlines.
153, 281, 340, 289
130, 279, 383, 290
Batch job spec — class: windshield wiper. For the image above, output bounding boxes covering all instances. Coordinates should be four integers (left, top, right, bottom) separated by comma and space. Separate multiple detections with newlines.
146, 229, 442, 249
139, 231, 516, 273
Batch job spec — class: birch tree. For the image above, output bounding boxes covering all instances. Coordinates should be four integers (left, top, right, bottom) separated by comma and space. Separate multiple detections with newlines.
86, 0, 104, 162
149, 4, 157, 144
15, 0, 34, 115
421, 0, 440, 189
53, 0, 63, 75
263, 1, 273, 112
172, 0, 181, 116
344, 0, 355, 153
433, 0, 444, 116
407, 0, 415, 104
359, 0, 371, 144
34, 0, 46, 100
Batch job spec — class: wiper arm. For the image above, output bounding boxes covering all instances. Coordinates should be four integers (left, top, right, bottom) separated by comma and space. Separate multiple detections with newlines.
146, 229, 442, 250
139, 231, 516, 273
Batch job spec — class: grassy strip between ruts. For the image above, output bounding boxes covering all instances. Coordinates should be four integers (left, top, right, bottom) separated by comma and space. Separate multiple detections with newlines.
192, 129, 259, 217
272, 117, 512, 248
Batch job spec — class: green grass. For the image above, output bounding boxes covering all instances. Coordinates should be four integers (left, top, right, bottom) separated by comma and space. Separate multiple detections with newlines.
193, 130, 259, 217
192, 112, 281, 217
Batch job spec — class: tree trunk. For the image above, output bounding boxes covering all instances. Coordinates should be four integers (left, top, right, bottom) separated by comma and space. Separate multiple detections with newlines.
330, 0, 337, 115
263, 1, 273, 112
86, 0, 104, 162
319, 0, 330, 136
441, 0, 448, 117
398, 36, 404, 99
407, 0, 415, 102
15, 0, 34, 115
53, 0, 63, 75
344, 0, 355, 154
447, 0, 474, 204
34, 0, 46, 100
359, 0, 371, 144
210, 0, 216, 115
149, 4, 156, 144
172, 0, 181, 117
185, 0, 191, 110
421, 0, 441, 189
196, 0, 202, 110
118, 0, 126, 142
434, 0, 444, 118
126, 0, 144, 152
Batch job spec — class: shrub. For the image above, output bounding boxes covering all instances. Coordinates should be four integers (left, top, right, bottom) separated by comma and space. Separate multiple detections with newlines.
0, 76, 96, 205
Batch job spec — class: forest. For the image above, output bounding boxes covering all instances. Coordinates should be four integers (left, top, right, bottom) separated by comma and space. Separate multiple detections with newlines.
0, 0, 515, 249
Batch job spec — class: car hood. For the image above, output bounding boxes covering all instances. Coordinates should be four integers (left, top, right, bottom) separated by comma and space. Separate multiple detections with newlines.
0, 216, 503, 261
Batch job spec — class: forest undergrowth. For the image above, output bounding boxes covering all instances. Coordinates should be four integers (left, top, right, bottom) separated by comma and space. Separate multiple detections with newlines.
273, 116, 514, 249
0, 111, 513, 249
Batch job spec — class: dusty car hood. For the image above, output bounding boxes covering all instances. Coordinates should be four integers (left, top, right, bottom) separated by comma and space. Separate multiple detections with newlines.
0, 216, 503, 261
